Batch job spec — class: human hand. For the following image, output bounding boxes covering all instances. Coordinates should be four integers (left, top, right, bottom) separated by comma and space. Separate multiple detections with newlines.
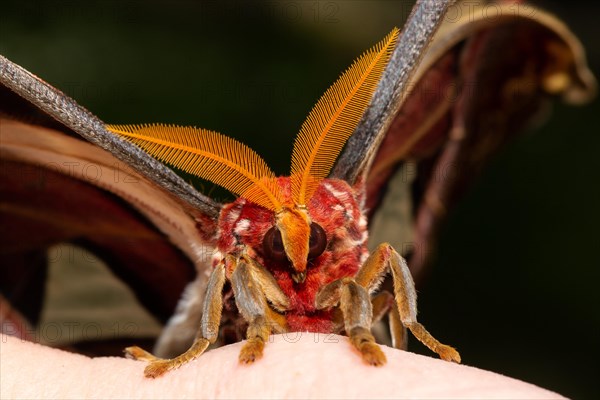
1, 333, 564, 399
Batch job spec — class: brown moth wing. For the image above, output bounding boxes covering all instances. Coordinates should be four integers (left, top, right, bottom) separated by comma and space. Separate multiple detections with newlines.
340, 2, 596, 280
0, 72, 220, 355
0, 157, 195, 319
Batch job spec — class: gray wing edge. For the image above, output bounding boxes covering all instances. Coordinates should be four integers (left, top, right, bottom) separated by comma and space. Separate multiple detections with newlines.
331, 0, 456, 184
0, 54, 221, 219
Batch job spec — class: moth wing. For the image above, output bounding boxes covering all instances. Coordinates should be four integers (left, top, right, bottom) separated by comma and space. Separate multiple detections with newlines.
332, 3, 596, 280
0, 61, 221, 356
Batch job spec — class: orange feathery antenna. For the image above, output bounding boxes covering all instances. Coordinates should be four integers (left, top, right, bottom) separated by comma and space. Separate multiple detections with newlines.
106, 28, 399, 211
106, 124, 284, 211
290, 28, 399, 205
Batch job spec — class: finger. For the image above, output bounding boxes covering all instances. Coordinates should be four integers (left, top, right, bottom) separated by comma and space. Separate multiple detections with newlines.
0, 333, 564, 399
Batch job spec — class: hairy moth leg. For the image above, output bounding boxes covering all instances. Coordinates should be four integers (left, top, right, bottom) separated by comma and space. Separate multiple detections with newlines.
371, 291, 394, 324
343, 280, 388, 366
251, 260, 289, 336
316, 278, 387, 366
153, 273, 211, 358
370, 291, 408, 350
328, 292, 393, 337
231, 256, 289, 363
357, 243, 461, 363
388, 302, 408, 350
246, 256, 291, 314
124, 261, 226, 378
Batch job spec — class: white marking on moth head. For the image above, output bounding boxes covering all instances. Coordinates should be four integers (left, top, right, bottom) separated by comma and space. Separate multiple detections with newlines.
357, 214, 367, 229
235, 218, 251, 235
226, 204, 243, 223
323, 182, 363, 224
360, 229, 368, 245
212, 249, 223, 265
347, 229, 368, 249
323, 182, 352, 204
359, 248, 369, 264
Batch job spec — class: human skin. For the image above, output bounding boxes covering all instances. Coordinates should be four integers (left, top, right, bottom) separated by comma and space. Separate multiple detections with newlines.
1, 333, 564, 399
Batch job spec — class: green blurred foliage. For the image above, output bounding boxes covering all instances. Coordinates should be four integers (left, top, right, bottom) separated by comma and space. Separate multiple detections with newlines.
1, 1, 598, 398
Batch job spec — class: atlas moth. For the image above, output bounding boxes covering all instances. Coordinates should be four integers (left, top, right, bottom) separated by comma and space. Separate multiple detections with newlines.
2, 0, 595, 382
107, 28, 460, 378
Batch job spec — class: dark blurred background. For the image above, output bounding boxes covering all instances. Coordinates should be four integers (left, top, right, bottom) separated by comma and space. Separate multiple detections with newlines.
1, 1, 598, 398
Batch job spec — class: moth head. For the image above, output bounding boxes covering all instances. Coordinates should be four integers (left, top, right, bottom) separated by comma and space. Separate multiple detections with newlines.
107, 29, 399, 283
274, 207, 311, 278
262, 206, 324, 283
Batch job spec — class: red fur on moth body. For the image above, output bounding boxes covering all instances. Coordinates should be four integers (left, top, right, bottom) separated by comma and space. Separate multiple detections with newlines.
215, 177, 369, 333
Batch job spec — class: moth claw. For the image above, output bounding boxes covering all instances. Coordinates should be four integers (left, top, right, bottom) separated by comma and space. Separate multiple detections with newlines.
144, 360, 175, 379
239, 339, 265, 364
437, 344, 461, 363
124, 346, 158, 362
358, 342, 387, 366
349, 328, 387, 366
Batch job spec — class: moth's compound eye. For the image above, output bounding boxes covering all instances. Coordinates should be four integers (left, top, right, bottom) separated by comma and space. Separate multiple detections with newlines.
308, 223, 327, 260
263, 227, 287, 262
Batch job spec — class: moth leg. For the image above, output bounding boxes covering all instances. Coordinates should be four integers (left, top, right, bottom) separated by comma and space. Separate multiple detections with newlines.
388, 302, 408, 350
355, 247, 409, 350
370, 291, 408, 350
123, 346, 158, 362
316, 278, 386, 366
362, 243, 460, 362
153, 273, 209, 358
125, 261, 226, 378
247, 257, 290, 313
389, 245, 459, 361
371, 291, 393, 324
354, 243, 459, 360
231, 256, 286, 363
265, 306, 288, 334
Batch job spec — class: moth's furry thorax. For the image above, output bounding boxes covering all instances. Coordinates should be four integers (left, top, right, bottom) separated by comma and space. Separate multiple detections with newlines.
216, 177, 368, 331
